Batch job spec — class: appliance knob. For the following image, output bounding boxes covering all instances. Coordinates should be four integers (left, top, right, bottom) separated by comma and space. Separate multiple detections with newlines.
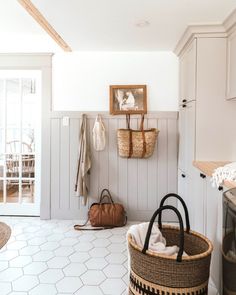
218, 186, 223, 191
181, 174, 186, 178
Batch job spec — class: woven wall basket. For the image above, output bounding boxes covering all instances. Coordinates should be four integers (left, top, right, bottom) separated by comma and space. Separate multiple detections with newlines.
128, 194, 213, 295
117, 114, 159, 159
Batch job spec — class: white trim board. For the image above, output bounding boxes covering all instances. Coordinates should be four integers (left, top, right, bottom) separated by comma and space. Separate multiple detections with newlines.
0, 54, 52, 219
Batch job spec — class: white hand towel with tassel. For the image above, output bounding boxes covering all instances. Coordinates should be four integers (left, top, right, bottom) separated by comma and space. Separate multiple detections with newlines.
92, 114, 106, 151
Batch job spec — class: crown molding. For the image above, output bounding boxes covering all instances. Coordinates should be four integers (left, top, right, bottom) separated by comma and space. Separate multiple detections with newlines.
174, 8, 236, 56
224, 8, 236, 35
175, 24, 226, 56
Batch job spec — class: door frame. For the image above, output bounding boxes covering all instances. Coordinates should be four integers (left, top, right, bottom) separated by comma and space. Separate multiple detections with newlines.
0, 54, 52, 219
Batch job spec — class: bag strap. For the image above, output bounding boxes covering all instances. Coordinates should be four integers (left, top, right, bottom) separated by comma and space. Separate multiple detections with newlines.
140, 114, 146, 158
139, 114, 145, 131
126, 114, 131, 129
74, 215, 128, 231
126, 114, 134, 158
74, 217, 89, 229
99, 189, 114, 204
158, 193, 190, 233
142, 205, 185, 262
128, 130, 133, 158
74, 224, 113, 231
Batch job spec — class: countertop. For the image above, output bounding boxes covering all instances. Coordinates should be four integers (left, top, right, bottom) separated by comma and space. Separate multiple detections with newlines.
193, 161, 236, 189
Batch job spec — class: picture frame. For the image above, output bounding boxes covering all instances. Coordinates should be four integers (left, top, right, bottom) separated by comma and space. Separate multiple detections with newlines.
110, 85, 147, 115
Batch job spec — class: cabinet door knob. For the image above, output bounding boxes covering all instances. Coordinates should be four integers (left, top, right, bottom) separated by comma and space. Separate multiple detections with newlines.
182, 104, 186, 108
200, 173, 206, 179
182, 99, 187, 103
181, 174, 186, 178
218, 186, 223, 191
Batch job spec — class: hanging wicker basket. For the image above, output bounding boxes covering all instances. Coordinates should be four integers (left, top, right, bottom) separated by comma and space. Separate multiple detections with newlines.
117, 114, 159, 159
128, 193, 213, 295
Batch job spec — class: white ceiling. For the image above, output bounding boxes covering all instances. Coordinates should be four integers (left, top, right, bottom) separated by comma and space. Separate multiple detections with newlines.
0, 0, 236, 52
0, 0, 61, 52
31, 0, 236, 51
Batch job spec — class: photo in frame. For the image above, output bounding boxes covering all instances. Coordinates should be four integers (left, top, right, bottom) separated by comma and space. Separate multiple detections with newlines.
110, 85, 147, 115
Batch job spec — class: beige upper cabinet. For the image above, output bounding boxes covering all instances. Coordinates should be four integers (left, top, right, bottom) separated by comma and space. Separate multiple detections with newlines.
179, 39, 196, 105
227, 30, 236, 100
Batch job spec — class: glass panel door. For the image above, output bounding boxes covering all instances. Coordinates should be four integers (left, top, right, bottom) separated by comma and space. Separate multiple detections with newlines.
0, 70, 41, 215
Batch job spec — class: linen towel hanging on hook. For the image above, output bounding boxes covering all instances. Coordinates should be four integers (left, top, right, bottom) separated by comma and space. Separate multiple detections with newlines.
75, 114, 91, 205
92, 114, 106, 151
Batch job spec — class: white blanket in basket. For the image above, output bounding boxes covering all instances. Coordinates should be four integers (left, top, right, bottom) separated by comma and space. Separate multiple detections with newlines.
127, 222, 184, 256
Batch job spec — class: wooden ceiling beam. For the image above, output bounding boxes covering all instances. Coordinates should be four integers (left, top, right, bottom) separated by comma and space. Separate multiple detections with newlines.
18, 0, 72, 52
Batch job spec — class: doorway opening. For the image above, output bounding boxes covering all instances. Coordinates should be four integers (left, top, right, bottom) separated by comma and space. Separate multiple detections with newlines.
0, 70, 41, 216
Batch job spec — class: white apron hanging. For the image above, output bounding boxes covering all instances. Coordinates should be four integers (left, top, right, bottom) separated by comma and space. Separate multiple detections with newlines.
92, 114, 106, 151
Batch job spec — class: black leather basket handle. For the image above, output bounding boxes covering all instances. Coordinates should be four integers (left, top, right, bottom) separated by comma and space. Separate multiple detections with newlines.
158, 193, 190, 233
99, 189, 114, 204
142, 205, 184, 262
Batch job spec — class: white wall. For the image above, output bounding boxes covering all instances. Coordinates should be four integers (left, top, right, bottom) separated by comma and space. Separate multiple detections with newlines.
52, 51, 178, 111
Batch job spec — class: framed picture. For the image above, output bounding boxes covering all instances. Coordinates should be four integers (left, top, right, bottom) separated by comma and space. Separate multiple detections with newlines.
110, 85, 147, 115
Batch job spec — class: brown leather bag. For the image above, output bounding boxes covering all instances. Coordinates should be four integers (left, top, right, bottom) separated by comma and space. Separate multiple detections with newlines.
74, 189, 127, 230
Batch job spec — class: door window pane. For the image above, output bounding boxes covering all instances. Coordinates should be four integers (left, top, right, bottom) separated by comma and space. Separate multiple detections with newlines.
6, 154, 19, 178
6, 79, 20, 129
22, 129, 34, 152
22, 154, 35, 178
0, 154, 4, 177
6, 129, 20, 153
0, 180, 3, 203
6, 181, 19, 203
22, 78, 37, 127
0, 129, 4, 153
22, 180, 34, 203
0, 80, 4, 128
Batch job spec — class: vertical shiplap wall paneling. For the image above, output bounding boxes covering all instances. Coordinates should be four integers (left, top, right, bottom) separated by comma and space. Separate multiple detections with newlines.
157, 119, 168, 199
108, 118, 119, 201
69, 119, 80, 212
147, 118, 158, 211
51, 119, 60, 218
157, 119, 170, 221
137, 116, 148, 211
98, 119, 109, 193
127, 118, 138, 212
50, 112, 178, 221
118, 118, 128, 208
167, 119, 178, 210
88, 118, 99, 207
60, 122, 70, 212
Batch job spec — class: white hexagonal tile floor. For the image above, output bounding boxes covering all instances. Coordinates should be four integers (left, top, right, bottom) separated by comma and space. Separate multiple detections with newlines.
39, 269, 64, 284
81, 270, 106, 285
0, 217, 145, 294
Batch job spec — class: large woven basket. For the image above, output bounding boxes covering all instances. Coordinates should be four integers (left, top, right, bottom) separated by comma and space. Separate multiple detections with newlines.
128, 194, 213, 295
117, 114, 159, 158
